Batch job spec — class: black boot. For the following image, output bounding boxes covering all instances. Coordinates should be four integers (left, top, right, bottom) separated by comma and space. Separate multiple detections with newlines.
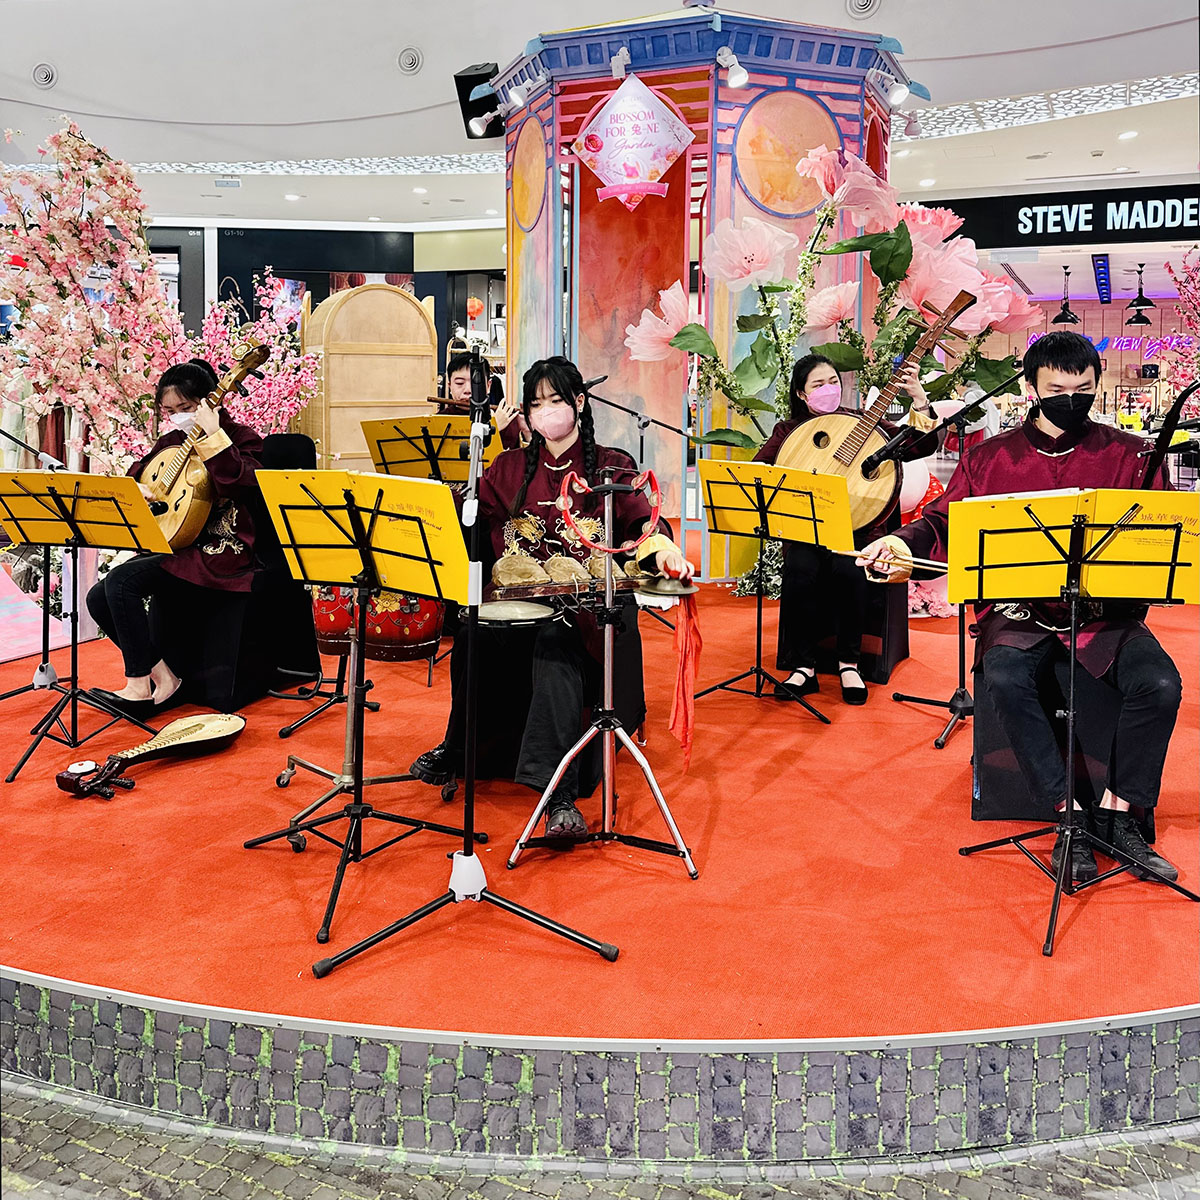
545, 789, 587, 842
409, 742, 457, 786
1100, 810, 1179, 883
1051, 828, 1098, 884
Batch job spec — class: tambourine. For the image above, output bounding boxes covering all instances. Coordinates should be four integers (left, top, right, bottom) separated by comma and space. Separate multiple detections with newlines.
556, 469, 662, 556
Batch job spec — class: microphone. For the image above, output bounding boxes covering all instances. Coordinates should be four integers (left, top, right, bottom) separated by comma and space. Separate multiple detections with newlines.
582, 375, 609, 392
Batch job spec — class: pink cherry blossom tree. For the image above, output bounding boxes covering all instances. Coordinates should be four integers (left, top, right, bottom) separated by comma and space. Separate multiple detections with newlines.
1, 122, 188, 472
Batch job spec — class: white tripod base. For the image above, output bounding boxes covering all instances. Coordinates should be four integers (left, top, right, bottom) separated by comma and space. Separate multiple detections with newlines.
450, 849, 487, 901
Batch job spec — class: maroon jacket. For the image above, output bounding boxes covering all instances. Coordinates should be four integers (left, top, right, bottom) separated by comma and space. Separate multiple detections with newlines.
896, 416, 1171, 675
129, 411, 263, 592
755, 409, 939, 544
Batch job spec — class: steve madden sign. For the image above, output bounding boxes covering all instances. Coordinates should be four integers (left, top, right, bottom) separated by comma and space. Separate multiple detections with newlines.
937, 184, 1200, 249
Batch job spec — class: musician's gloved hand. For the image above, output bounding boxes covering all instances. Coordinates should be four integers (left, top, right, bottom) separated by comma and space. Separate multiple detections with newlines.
655, 550, 694, 582
494, 397, 521, 432
856, 535, 913, 583
193, 402, 221, 437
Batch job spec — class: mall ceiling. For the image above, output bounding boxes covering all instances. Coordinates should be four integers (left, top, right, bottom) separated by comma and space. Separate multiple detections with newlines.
1, 1, 1197, 225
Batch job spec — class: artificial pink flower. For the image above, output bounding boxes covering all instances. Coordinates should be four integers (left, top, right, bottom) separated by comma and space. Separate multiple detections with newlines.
980, 271, 1044, 333
794, 143, 843, 199
624, 280, 690, 362
702, 217, 799, 293
804, 281, 860, 336
833, 157, 899, 234
897, 236, 985, 322
898, 203, 964, 249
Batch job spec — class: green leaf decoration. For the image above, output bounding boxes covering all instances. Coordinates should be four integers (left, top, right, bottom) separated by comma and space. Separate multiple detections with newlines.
730, 393, 778, 413
822, 232, 892, 255
732, 353, 776, 399
919, 354, 943, 376
760, 283, 791, 293
871, 310, 912, 357
736, 313, 773, 332
690, 428, 761, 449
924, 373, 957, 400
867, 221, 913, 287
749, 331, 776, 372
970, 353, 1023, 396
810, 341, 866, 372
669, 323, 718, 357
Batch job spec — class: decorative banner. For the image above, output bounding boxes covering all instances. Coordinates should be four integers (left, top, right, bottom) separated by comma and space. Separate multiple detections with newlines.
571, 74, 694, 212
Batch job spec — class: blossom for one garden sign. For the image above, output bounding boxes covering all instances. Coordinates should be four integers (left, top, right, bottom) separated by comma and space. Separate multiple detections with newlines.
571, 74, 694, 211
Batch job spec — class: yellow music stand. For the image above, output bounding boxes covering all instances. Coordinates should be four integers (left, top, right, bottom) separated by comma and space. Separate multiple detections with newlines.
0, 470, 171, 780
362, 415, 499, 485
245, 469, 473, 945
696, 459, 854, 723
950, 486, 1199, 956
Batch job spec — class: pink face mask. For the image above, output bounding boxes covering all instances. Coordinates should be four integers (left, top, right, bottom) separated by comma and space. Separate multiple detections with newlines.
804, 382, 842, 414
530, 403, 578, 442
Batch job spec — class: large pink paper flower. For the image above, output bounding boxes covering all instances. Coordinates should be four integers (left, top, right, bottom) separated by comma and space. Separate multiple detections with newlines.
702, 218, 799, 292
980, 271, 1044, 333
624, 280, 690, 361
898, 236, 985, 321
804, 281, 860, 336
898, 202, 964, 249
833, 157, 899, 234
794, 143, 843, 198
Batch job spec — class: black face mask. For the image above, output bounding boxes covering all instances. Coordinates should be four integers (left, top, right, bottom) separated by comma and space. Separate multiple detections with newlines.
1036, 392, 1095, 432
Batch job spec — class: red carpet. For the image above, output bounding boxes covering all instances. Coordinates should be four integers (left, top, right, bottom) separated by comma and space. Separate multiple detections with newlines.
0, 589, 1196, 1041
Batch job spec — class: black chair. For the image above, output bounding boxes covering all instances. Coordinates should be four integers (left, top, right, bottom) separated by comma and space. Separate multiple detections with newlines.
971, 657, 1155, 840
149, 433, 321, 712
809, 575, 910, 685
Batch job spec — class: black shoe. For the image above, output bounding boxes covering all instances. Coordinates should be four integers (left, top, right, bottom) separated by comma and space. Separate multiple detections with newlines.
545, 791, 588, 841
89, 688, 156, 720
1101, 811, 1179, 883
1051, 830, 1098, 884
774, 671, 819, 700
409, 742, 457, 786
838, 666, 868, 706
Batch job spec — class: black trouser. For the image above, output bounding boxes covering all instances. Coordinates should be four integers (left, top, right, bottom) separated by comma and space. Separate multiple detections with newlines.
443, 605, 644, 798
981, 635, 1181, 811
777, 541, 869, 671
86, 554, 183, 678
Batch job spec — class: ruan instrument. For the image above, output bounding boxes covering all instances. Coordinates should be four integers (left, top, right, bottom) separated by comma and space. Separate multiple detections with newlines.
56, 713, 246, 799
774, 291, 977, 531
139, 338, 270, 549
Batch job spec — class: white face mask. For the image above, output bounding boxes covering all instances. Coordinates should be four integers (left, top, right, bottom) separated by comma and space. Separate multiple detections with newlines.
164, 411, 196, 432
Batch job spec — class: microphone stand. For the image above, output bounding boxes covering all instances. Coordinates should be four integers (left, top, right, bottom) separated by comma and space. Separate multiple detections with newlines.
0, 427, 65, 701
312, 347, 617, 977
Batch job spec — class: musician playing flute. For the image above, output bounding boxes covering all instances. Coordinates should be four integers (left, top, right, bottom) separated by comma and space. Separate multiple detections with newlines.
755, 353, 937, 704
410, 355, 692, 841
857, 330, 1181, 885
86, 360, 263, 718
442, 350, 523, 450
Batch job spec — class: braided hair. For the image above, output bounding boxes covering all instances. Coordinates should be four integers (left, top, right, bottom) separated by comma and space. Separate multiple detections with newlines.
510, 356, 598, 515
156, 358, 219, 406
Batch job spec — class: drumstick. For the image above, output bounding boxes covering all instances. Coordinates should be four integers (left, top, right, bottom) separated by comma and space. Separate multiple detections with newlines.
830, 547, 950, 575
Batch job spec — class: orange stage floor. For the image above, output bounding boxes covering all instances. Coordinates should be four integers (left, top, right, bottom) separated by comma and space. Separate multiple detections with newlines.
1, 590, 1196, 1042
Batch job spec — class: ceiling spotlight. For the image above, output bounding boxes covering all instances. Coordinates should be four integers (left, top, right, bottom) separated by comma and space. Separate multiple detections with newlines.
1125, 308, 1152, 327
485, 208, 499, 215
284, 193, 301, 202
1126, 262, 1156, 311
918, 177, 936, 188
887, 80, 910, 106
412, 186, 428, 194
716, 46, 749, 89
866, 68, 909, 108
1118, 130, 1139, 140
468, 109, 502, 137
610, 47, 631, 80
1051, 266, 1080, 325
903, 112, 921, 137
508, 84, 528, 107
367, 216, 381, 222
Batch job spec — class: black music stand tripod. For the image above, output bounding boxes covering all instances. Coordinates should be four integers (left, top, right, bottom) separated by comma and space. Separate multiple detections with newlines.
695, 472, 829, 724
243, 483, 481, 944
893, 601, 973, 749
957, 505, 1199, 956
506, 468, 698, 877
0, 472, 161, 782
312, 348, 618, 976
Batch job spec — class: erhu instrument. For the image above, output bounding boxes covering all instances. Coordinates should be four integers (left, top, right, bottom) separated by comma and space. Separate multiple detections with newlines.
56, 713, 246, 799
138, 338, 270, 549
775, 291, 977, 530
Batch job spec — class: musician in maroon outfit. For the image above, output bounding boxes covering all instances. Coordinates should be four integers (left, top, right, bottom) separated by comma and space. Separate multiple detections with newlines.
411, 355, 691, 840
755, 353, 936, 704
86, 359, 263, 717
442, 351, 523, 451
859, 331, 1181, 885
